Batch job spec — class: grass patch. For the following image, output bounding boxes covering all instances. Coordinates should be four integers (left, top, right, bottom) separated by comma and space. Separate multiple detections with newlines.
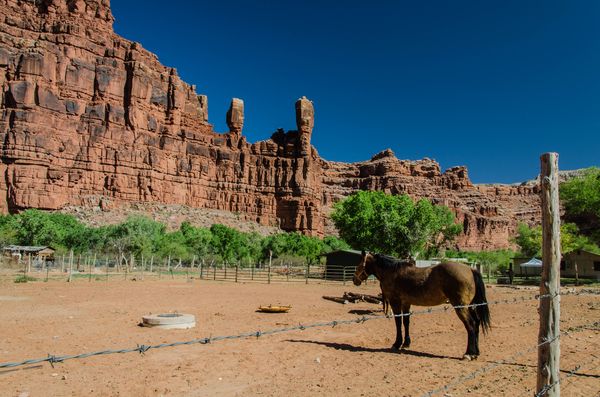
14, 275, 38, 283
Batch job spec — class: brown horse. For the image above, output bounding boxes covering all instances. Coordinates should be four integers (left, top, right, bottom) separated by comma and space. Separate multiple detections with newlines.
353, 251, 491, 360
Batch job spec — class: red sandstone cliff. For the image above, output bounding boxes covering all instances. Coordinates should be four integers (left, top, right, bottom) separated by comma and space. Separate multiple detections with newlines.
0, 0, 540, 250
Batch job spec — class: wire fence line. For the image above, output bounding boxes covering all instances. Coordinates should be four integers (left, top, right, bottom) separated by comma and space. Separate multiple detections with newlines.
559, 358, 600, 394
0, 289, 595, 371
533, 337, 600, 397
484, 323, 600, 397
419, 320, 600, 397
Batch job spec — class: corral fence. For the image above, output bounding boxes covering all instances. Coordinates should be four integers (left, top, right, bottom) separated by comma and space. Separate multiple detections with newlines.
0, 254, 367, 285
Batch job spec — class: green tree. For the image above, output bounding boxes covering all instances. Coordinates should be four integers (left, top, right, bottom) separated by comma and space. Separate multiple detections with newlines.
514, 222, 599, 257
321, 236, 350, 253
331, 191, 462, 258
180, 222, 213, 258
210, 224, 244, 263
104, 216, 165, 258
560, 167, 600, 243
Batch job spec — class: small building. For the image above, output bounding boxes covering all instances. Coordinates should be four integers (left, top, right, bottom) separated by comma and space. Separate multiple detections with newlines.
323, 249, 363, 280
3, 245, 56, 262
562, 250, 600, 279
514, 251, 600, 279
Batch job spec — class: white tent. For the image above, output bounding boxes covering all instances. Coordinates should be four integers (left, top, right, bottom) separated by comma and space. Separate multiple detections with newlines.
520, 258, 542, 268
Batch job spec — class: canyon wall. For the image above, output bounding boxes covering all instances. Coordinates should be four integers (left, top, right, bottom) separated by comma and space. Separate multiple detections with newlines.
0, 0, 540, 250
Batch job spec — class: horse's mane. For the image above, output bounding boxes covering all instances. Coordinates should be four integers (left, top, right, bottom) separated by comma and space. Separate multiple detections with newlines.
373, 253, 412, 270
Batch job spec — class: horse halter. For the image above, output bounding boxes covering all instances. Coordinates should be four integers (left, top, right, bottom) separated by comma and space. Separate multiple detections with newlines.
355, 266, 369, 281
354, 253, 370, 283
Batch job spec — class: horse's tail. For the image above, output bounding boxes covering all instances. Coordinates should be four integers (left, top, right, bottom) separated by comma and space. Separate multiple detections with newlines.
471, 269, 491, 334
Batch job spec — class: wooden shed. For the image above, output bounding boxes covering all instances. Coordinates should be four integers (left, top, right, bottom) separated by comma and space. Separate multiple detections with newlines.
323, 249, 362, 280
562, 250, 600, 279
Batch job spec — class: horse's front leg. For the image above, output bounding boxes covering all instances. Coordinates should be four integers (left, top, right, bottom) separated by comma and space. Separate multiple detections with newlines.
401, 303, 411, 348
390, 301, 403, 351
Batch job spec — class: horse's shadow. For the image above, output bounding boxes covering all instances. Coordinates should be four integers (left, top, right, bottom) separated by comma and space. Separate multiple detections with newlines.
285, 339, 462, 360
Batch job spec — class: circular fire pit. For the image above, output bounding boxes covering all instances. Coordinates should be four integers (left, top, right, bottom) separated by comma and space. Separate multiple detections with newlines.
141, 313, 196, 329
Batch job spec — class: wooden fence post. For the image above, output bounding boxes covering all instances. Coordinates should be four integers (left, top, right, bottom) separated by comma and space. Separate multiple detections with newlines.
235, 264, 239, 283
67, 250, 73, 282
537, 152, 561, 397
88, 253, 94, 282
268, 250, 272, 284
306, 263, 310, 284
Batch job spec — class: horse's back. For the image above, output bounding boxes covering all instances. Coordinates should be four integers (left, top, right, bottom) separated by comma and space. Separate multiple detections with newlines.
431, 262, 477, 303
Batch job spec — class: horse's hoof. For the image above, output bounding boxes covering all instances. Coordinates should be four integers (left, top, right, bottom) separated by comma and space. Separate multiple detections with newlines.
402, 341, 411, 349
462, 354, 473, 361
391, 344, 401, 352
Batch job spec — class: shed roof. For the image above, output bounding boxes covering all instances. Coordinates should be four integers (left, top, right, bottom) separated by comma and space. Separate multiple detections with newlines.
3, 245, 55, 253
520, 258, 542, 268
323, 249, 362, 256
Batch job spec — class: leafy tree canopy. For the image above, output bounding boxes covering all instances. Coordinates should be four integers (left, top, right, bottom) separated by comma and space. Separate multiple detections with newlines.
330, 191, 462, 258
0, 211, 349, 265
560, 167, 600, 243
513, 222, 600, 258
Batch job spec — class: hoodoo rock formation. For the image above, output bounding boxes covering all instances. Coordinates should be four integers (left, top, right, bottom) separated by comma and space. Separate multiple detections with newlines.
0, 0, 540, 250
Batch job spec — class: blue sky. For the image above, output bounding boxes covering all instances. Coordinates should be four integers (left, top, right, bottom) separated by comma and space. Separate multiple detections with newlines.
111, 1, 599, 183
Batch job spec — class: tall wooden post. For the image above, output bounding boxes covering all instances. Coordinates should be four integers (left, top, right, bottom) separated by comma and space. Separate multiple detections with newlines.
537, 152, 561, 397
306, 263, 310, 284
67, 250, 73, 282
268, 250, 272, 284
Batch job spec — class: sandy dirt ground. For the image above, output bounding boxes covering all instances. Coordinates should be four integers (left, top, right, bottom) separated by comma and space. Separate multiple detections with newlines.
1, 279, 599, 397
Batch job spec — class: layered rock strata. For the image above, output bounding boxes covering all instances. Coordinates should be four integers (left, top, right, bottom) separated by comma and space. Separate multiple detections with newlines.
0, 0, 540, 250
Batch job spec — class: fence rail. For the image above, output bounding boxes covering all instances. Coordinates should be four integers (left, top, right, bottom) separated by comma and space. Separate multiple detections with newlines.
0, 255, 367, 285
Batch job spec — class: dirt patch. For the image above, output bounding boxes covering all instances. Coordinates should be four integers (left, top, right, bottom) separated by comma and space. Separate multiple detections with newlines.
1, 280, 598, 396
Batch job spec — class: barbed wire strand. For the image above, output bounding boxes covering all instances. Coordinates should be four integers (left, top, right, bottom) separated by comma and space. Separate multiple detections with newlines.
534, 348, 600, 397
562, 359, 600, 394
0, 290, 594, 370
487, 332, 600, 397
419, 319, 600, 397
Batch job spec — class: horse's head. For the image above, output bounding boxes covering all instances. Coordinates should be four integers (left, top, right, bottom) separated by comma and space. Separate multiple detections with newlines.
353, 250, 374, 286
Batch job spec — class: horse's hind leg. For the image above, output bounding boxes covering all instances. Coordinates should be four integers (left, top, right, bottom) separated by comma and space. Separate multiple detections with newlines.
454, 307, 479, 360
469, 307, 481, 356
401, 303, 411, 348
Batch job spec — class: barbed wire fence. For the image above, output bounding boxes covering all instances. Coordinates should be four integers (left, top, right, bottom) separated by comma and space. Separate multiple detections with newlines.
479, 329, 600, 397
1, 289, 598, 397
418, 318, 600, 397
